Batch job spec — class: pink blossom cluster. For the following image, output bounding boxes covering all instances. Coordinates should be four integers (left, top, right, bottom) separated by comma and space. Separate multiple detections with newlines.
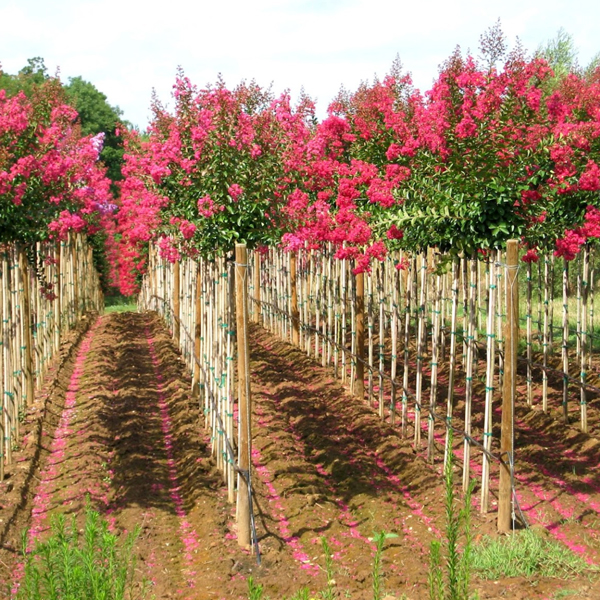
112, 48, 600, 292
0, 78, 115, 248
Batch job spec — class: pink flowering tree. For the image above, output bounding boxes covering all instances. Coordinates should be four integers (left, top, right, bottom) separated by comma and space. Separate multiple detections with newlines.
0, 76, 115, 247
117, 74, 314, 293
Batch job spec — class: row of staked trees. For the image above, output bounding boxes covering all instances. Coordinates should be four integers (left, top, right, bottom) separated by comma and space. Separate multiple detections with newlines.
0, 57, 125, 292
2, 26, 600, 297
115, 26, 600, 294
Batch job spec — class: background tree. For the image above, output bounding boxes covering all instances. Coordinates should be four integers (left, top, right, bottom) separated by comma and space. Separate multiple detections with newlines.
64, 76, 126, 192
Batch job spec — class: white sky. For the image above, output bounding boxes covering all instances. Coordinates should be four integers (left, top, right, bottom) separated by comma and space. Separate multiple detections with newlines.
1, 0, 598, 129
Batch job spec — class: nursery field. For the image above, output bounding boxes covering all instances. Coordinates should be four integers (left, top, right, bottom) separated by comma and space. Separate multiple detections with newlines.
1, 310, 600, 600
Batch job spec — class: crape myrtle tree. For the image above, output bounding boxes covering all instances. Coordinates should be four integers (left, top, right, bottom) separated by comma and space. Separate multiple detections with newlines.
116, 72, 314, 294
0, 70, 117, 294
0, 58, 126, 196
115, 26, 600, 295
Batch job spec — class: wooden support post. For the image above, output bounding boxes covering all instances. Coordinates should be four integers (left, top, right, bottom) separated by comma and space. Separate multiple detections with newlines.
235, 244, 252, 548
173, 259, 181, 347
498, 239, 519, 532
355, 270, 365, 400
290, 251, 300, 345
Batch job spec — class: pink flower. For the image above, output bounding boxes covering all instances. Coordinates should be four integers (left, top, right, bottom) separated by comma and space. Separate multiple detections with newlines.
579, 160, 600, 192
386, 224, 403, 240
228, 183, 244, 201
197, 195, 224, 218
521, 248, 539, 263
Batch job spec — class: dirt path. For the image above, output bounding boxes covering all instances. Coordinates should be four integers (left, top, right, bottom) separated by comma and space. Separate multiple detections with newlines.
1, 312, 599, 599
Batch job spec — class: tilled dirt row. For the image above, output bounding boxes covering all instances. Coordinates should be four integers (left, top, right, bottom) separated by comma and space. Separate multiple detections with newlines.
1, 312, 599, 599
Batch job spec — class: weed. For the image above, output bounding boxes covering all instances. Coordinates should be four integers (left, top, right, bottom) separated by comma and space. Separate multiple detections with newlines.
247, 576, 264, 600
320, 536, 336, 600
471, 528, 597, 580
552, 589, 581, 599
104, 295, 137, 314
428, 428, 474, 600
16, 503, 145, 600
370, 530, 398, 600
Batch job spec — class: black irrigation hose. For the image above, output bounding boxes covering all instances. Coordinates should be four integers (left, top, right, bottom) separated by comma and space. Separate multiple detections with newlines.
254, 296, 532, 526
253, 296, 503, 465
148, 294, 262, 565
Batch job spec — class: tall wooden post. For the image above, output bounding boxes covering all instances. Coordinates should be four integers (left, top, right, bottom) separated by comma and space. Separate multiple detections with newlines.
173, 259, 181, 348
290, 252, 300, 345
498, 240, 519, 532
235, 244, 252, 548
193, 260, 202, 397
355, 270, 365, 400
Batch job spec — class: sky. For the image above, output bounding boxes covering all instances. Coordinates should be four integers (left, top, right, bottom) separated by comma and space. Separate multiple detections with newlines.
1, 0, 599, 130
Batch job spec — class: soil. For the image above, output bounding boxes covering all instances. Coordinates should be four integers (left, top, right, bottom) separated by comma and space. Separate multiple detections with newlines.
1, 311, 599, 600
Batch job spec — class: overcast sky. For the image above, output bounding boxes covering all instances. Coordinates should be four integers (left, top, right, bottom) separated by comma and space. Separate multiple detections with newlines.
1, 0, 598, 129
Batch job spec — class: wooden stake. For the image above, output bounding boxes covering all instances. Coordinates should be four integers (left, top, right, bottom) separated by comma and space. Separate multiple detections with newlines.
173, 259, 181, 347
193, 261, 202, 397
235, 244, 252, 548
581, 245, 589, 433
481, 259, 496, 513
498, 239, 519, 532
19, 248, 35, 409
562, 260, 569, 423
290, 251, 300, 345
355, 269, 365, 400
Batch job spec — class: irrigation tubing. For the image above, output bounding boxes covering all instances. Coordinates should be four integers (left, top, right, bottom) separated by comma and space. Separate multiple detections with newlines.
253, 295, 530, 527
148, 294, 262, 565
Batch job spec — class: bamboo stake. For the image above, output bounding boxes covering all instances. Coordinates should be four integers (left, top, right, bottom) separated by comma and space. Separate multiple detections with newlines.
562, 259, 569, 423
581, 245, 589, 433
444, 258, 459, 467
462, 256, 476, 492
427, 262, 441, 463
19, 248, 34, 411
390, 262, 399, 425
526, 262, 533, 407
401, 258, 414, 438
481, 259, 496, 513
367, 269, 374, 405
355, 269, 365, 401
378, 264, 385, 420
542, 258, 550, 412
414, 254, 427, 449
290, 252, 300, 345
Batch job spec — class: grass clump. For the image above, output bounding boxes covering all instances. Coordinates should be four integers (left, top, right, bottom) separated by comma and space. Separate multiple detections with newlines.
17, 505, 145, 600
104, 294, 137, 314
471, 528, 596, 580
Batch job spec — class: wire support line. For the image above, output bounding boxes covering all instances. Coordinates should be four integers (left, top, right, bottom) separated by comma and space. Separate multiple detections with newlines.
147, 293, 261, 565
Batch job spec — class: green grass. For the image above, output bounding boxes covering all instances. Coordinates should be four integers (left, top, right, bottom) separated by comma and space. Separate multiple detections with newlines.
16, 504, 146, 600
104, 294, 137, 314
471, 528, 596, 580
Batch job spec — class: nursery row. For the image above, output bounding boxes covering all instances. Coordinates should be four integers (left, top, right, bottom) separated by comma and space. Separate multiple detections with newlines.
0, 235, 103, 477
138, 236, 600, 540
